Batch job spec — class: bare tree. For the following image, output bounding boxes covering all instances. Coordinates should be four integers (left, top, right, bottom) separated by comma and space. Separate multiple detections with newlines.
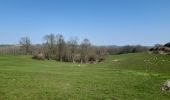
81, 38, 91, 63
44, 33, 56, 59
56, 34, 65, 61
68, 37, 78, 63
19, 37, 32, 55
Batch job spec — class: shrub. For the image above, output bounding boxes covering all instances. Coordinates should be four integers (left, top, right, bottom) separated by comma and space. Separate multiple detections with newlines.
88, 55, 97, 63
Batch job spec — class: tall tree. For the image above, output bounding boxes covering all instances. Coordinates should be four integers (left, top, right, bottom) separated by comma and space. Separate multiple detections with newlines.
44, 33, 56, 59
68, 37, 78, 63
56, 34, 65, 61
81, 38, 91, 63
19, 37, 32, 55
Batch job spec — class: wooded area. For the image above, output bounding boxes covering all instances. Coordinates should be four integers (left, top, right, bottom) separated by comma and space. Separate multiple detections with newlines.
0, 33, 149, 63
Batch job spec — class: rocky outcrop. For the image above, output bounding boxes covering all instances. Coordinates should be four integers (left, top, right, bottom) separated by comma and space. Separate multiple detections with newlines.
150, 46, 170, 55
161, 80, 170, 91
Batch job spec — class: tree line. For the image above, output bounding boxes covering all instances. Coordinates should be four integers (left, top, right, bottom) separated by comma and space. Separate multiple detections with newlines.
19, 34, 107, 63
107, 45, 148, 55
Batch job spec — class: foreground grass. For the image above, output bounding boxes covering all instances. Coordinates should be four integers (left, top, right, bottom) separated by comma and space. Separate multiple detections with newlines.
0, 53, 170, 100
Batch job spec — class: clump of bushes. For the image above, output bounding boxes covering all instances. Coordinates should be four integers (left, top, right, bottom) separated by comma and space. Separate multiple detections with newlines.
88, 55, 97, 63
98, 57, 105, 62
32, 53, 45, 60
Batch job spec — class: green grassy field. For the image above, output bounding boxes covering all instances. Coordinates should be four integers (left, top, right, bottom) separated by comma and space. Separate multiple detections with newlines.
0, 53, 170, 100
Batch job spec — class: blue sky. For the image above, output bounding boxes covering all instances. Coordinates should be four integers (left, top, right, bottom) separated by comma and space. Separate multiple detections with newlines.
0, 0, 170, 46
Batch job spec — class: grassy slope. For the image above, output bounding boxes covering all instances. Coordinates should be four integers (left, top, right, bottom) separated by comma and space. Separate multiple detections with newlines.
0, 53, 170, 100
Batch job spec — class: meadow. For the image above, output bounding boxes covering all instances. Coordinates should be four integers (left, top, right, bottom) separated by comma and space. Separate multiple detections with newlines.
0, 53, 170, 100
